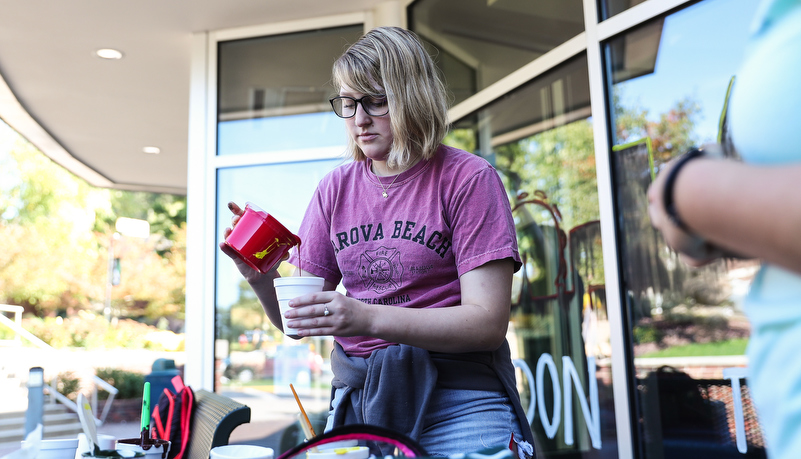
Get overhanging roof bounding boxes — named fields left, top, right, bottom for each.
left=0, top=1, right=384, bottom=195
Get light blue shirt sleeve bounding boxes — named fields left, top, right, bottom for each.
left=728, top=0, right=801, bottom=165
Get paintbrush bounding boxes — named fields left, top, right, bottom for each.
left=290, top=384, right=319, bottom=451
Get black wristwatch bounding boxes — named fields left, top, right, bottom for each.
left=662, top=147, right=705, bottom=233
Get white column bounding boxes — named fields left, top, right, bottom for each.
left=582, top=0, right=634, bottom=456
left=372, top=1, right=404, bottom=28
left=184, top=31, right=215, bottom=390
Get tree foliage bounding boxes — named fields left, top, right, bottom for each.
left=0, top=126, right=186, bottom=325
left=0, top=141, right=107, bottom=312
left=613, top=89, right=702, bottom=165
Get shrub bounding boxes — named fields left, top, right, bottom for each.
left=0, top=327, right=15, bottom=341
left=20, top=313, right=184, bottom=350
left=634, top=325, right=662, bottom=344
left=96, top=368, right=146, bottom=400
left=56, top=371, right=82, bottom=401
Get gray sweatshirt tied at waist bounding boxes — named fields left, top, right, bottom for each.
left=329, top=340, right=536, bottom=451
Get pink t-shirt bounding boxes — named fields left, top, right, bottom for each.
left=287, top=145, right=521, bottom=357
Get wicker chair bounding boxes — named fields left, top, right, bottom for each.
left=185, top=389, right=251, bottom=459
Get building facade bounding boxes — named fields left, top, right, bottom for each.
left=183, top=1, right=765, bottom=458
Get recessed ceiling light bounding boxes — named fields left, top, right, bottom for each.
left=96, top=48, right=123, bottom=60
left=142, top=146, right=161, bottom=154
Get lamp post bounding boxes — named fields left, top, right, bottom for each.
left=25, top=367, right=44, bottom=436
left=104, top=217, right=150, bottom=321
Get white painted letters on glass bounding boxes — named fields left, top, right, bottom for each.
left=562, top=356, right=601, bottom=448
left=518, top=355, right=751, bottom=454
left=723, top=367, right=749, bottom=454
left=535, top=353, right=562, bottom=439
left=520, top=353, right=600, bottom=448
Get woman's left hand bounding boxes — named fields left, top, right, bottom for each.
left=283, top=291, right=370, bottom=337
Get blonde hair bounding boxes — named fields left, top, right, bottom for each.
left=332, top=27, right=449, bottom=169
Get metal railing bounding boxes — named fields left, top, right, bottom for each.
left=43, top=375, right=119, bottom=425
left=0, top=305, right=41, bottom=348
left=0, top=304, right=118, bottom=424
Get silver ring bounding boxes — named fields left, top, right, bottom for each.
left=324, top=306, right=330, bottom=316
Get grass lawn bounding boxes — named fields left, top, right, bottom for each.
left=639, top=338, right=749, bottom=358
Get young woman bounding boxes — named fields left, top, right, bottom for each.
left=221, top=26, right=535, bottom=457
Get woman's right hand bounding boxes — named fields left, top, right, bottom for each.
left=218, top=201, right=285, bottom=282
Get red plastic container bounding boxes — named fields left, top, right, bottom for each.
left=224, top=203, right=301, bottom=273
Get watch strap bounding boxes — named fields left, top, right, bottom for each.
left=662, top=147, right=705, bottom=233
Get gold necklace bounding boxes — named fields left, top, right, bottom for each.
left=377, top=173, right=400, bottom=198
left=373, top=158, right=421, bottom=198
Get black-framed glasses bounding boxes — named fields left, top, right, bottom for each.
left=329, top=95, right=389, bottom=118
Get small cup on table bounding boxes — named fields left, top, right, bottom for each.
left=209, top=445, right=274, bottom=459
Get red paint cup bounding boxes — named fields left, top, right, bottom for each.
left=224, top=202, right=301, bottom=273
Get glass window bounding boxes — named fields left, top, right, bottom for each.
left=600, top=0, right=648, bottom=21
left=215, top=159, right=345, bottom=401
left=214, top=25, right=360, bottom=422
left=217, top=25, right=363, bottom=155
left=408, top=0, right=584, bottom=106
left=449, top=54, right=617, bottom=458
left=606, top=0, right=766, bottom=457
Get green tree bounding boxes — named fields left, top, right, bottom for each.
left=613, top=88, right=702, bottom=164
left=0, top=125, right=186, bottom=322
left=109, top=224, right=187, bottom=322
left=0, top=140, right=108, bottom=314
left=495, top=119, right=600, bottom=231
left=104, top=190, right=186, bottom=255
left=226, top=280, right=281, bottom=345
left=647, top=97, right=701, bottom=164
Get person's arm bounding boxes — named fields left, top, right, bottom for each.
left=219, top=242, right=282, bottom=328
left=219, top=201, right=338, bottom=332
left=648, top=158, right=801, bottom=274
left=283, top=258, right=514, bottom=353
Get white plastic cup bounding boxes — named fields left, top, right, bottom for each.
left=209, top=445, right=274, bottom=459
left=115, top=440, right=170, bottom=459
left=22, top=438, right=79, bottom=459
left=76, top=434, right=116, bottom=459
left=273, top=277, right=325, bottom=338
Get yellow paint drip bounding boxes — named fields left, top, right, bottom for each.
left=253, top=238, right=292, bottom=259
left=329, top=448, right=362, bottom=455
